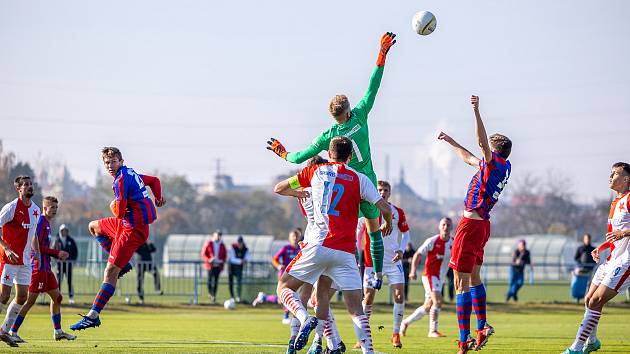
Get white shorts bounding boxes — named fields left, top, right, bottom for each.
left=422, top=275, right=444, bottom=298
left=595, top=259, right=630, bottom=293
left=363, top=262, right=405, bottom=289
left=0, top=263, right=32, bottom=286
left=287, top=244, right=362, bottom=291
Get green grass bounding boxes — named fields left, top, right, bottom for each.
left=5, top=300, right=630, bottom=353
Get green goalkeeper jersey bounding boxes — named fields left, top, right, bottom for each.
left=286, top=65, right=384, bottom=176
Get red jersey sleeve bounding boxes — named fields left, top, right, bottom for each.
left=395, top=207, right=410, bottom=233
left=141, top=175, right=162, bottom=200
left=296, top=165, right=316, bottom=188
left=111, top=175, right=127, bottom=219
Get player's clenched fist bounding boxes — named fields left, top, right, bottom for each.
left=266, top=138, right=288, bottom=160
left=376, top=32, right=396, bottom=67
left=437, top=131, right=454, bottom=144
left=471, top=95, right=480, bottom=110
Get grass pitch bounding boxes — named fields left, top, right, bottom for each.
left=4, top=300, right=630, bottom=353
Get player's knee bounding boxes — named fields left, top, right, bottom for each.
left=88, top=221, right=100, bottom=236
left=16, top=294, right=28, bottom=304
left=55, top=293, right=63, bottom=305
left=0, top=293, right=9, bottom=304
left=394, top=293, right=404, bottom=304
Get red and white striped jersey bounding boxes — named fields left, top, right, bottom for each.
left=293, top=162, right=381, bottom=254
left=0, top=198, right=40, bottom=265
left=608, top=191, right=630, bottom=263
left=419, top=234, right=453, bottom=277
left=362, top=203, right=410, bottom=267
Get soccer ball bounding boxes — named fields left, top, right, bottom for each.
left=412, top=11, right=437, bottom=36
left=223, top=298, right=236, bottom=310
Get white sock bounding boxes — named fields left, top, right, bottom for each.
left=290, top=316, right=300, bottom=338
left=569, top=309, right=602, bottom=351
left=279, top=288, right=309, bottom=324
left=87, top=309, right=99, bottom=319
left=393, top=302, right=405, bottom=334
left=325, top=308, right=340, bottom=350
left=351, top=314, right=374, bottom=354
left=55, top=328, right=63, bottom=334
left=429, top=306, right=440, bottom=333
left=404, top=306, right=426, bottom=324
left=313, top=320, right=324, bottom=345
left=1, top=301, right=22, bottom=333
left=363, top=302, right=373, bottom=320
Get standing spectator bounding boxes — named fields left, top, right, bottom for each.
left=401, top=241, right=415, bottom=301
left=228, top=236, right=250, bottom=302
left=506, top=239, right=532, bottom=302
left=135, top=241, right=162, bottom=305
left=201, top=230, right=226, bottom=304
left=51, top=224, right=78, bottom=305
left=574, top=233, right=596, bottom=274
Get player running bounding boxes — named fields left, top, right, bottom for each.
left=70, top=147, right=165, bottom=331
left=401, top=217, right=453, bottom=338
left=274, top=137, right=392, bottom=354
left=7, top=196, right=76, bottom=342
left=562, top=162, right=630, bottom=354
left=267, top=32, right=397, bottom=287
left=0, top=176, right=41, bottom=347
left=354, top=180, right=410, bottom=349
left=438, top=95, right=512, bottom=353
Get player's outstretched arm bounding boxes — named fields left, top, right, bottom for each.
left=267, top=136, right=326, bottom=164
left=437, top=131, right=480, bottom=167
left=354, top=32, right=396, bottom=120
left=471, top=95, right=493, bottom=162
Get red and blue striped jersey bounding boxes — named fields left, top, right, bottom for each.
left=464, top=152, right=511, bottom=220
left=113, top=166, right=157, bottom=227
left=32, top=215, right=60, bottom=272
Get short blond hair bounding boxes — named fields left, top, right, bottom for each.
left=489, top=134, right=512, bottom=159
left=329, top=95, right=350, bottom=117
left=101, top=147, right=123, bottom=161
left=43, top=196, right=59, bottom=206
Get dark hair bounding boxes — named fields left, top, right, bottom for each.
left=489, top=134, right=512, bottom=159
left=329, top=136, right=353, bottom=162
left=14, top=175, right=31, bottom=188
left=613, top=162, right=630, bottom=176
left=307, top=155, right=328, bottom=167
left=378, top=180, right=391, bottom=190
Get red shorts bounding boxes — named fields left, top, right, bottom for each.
left=98, top=217, right=149, bottom=268
left=29, top=271, right=58, bottom=293
left=449, top=216, right=491, bottom=273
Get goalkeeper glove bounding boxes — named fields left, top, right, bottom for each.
left=367, top=274, right=383, bottom=290
left=266, top=138, right=288, bottom=159
left=376, top=32, right=396, bottom=67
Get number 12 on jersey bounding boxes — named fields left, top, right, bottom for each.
left=321, top=181, right=345, bottom=217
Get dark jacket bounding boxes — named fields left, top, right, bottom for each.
left=136, top=243, right=157, bottom=262
left=52, top=234, right=78, bottom=261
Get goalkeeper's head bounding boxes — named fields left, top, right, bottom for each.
left=328, top=136, right=353, bottom=163
left=329, top=95, right=351, bottom=124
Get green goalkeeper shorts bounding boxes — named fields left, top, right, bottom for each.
left=358, top=170, right=381, bottom=219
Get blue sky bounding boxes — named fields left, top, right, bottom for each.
left=0, top=0, right=628, bottom=202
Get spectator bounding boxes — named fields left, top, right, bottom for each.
left=51, top=224, right=78, bottom=304
left=506, top=239, right=533, bottom=302
left=401, top=241, right=415, bottom=301
left=135, top=240, right=162, bottom=305
left=201, top=230, right=227, bottom=304
left=228, top=236, right=251, bottom=302
left=574, top=233, right=596, bottom=274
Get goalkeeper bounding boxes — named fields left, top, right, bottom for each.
left=267, top=32, right=396, bottom=285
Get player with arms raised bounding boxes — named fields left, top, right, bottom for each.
left=267, top=32, right=396, bottom=286
left=274, top=137, right=392, bottom=354
left=438, top=95, right=512, bottom=353
left=562, top=162, right=630, bottom=354
left=7, top=196, right=75, bottom=342
left=71, top=147, right=165, bottom=331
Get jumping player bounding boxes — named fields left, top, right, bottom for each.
left=355, top=180, right=410, bottom=349
left=267, top=32, right=397, bottom=286
left=274, top=137, right=392, bottom=354
left=0, top=176, right=41, bottom=347
left=7, top=196, right=76, bottom=342
left=562, top=162, right=630, bottom=354
left=70, top=147, right=165, bottom=331
left=438, top=95, right=512, bottom=353
left=401, top=217, right=453, bottom=338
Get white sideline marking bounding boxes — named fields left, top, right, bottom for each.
left=206, top=340, right=285, bottom=348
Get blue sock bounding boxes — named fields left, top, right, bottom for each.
left=471, top=284, right=487, bottom=331
left=456, top=292, right=472, bottom=342
left=95, top=235, right=112, bottom=253
left=91, top=283, right=116, bottom=314
left=52, top=313, right=62, bottom=330
left=10, top=315, right=24, bottom=333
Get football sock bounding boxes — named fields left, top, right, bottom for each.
left=325, top=307, right=341, bottom=350
left=570, top=308, right=601, bottom=351
left=404, top=306, right=426, bottom=324
left=429, top=305, right=440, bottom=332
left=9, top=314, right=24, bottom=334
left=89, top=282, right=115, bottom=318
left=363, top=302, right=373, bottom=320
left=279, top=288, right=309, bottom=324
left=393, top=302, right=404, bottom=334
left=471, top=284, right=487, bottom=330
left=290, top=316, right=300, bottom=338
left=456, top=292, right=472, bottom=342
left=351, top=314, right=374, bottom=354
left=368, top=231, right=384, bottom=273
left=95, top=235, right=112, bottom=253
left=314, top=320, right=324, bottom=345
left=52, top=313, right=62, bottom=332
left=1, top=301, right=22, bottom=333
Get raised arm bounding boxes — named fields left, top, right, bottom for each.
left=267, top=133, right=327, bottom=164
left=438, top=131, right=481, bottom=167
left=471, top=95, right=493, bottom=162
